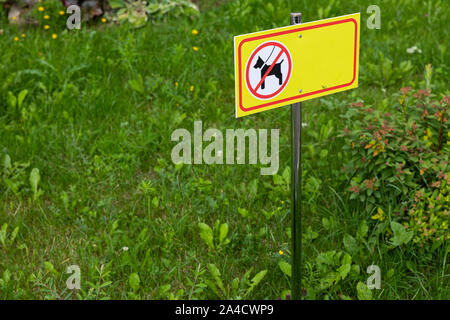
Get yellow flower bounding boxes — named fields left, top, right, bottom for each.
left=190, top=85, right=194, bottom=92
left=38, top=6, right=44, bottom=12
left=52, top=33, right=58, bottom=39
left=59, top=11, right=65, bottom=15
left=193, top=46, right=199, bottom=51
left=191, top=29, right=198, bottom=35
left=14, top=36, right=19, bottom=41
left=21, top=33, right=26, bottom=38
left=175, top=82, right=179, bottom=87
left=44, top=15, right=50, bottom=19
left=371, top=207, right=384, bottom=221
left=44, top=25, right=50, bottom=30
left=101, top=18, right=107, bottom=23
left=279, top=250, right=284, bottom=255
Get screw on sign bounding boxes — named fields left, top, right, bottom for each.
left=245, top=41, right=292, bottom=100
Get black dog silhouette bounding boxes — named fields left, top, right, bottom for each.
left=253, top=56, right=284, bottom=90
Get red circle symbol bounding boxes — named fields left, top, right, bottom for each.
left=245, top=41, right=292, bottom=100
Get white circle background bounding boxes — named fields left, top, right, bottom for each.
left=245, top=41, right=292, bottom=100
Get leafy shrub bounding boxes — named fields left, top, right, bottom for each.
left=1, top=0, right=198, bottom=27
left=406, top=177, right=449, bottom=244
left=341, top=71, right=449, bottom=246
left=110, top=0, right=199, bottom=28
left=1, top=154, right=30, bottom=196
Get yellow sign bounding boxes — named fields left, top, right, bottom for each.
left=234, top=13, right=360, bottom=118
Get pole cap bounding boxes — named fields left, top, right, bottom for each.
left=290, top=12, right=302, bottom=25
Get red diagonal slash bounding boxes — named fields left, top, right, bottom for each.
left=253, top=49, right=284, bottom=92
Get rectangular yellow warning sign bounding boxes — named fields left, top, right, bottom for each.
left=234, top=13, right=360, bottom=118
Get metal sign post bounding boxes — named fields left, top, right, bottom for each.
left=290, top=12, right=302, bottom=300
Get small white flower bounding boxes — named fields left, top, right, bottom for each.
left=406, top=46, right=422, bottom=54
left=301, top=122, right=308, bottom=127
left=122, top=246, right=129, bottom=251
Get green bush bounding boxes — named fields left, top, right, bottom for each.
left=341, top=68, right=449, bottom=246
left=407, top=176, right=449, bottom=244
left=1, top=0, right=198, bottom=27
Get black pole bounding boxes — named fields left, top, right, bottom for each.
left=290, top=12, right=302, bottom=300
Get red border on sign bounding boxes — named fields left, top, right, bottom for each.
left=238, top=18, right=358, bottom=112
left=245, top=41, right=292, bottom=99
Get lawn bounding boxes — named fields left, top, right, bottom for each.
left=0, top=0, right=448, bottom=299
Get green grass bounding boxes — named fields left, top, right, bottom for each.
left=0, top=0, right=449, bottom=299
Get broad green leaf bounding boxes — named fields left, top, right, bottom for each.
left=44, top=261, right=55, bottom=273
left=17, top=89, right=28, bottom=108
left=356, top=221, right=368, bottom=239
left=390, top=221, right=414, bottom=246
left=7, top=91, right=16, bottom=109
left=319, top=272, right=339, bottom=290
left=356, top=281, right=372, bottom=300
left=207, top=263, right=220, bottom=278
left=343, top=234, right=358, bottom=254
left=250, top=270, right=267, bottom=286
left=282, top=166, right=290, bottom=184
left=30, top=168, right=40, bottom=197
left=0, top=224, right=7, bottom=246
left=129, top=273, right=140, bottom=291
left=248, top=179, right=258, bottom=198
left=152, top=196, right=159, bottom=208
left=10, top=227, right=19, bottom=244
left=351, top=264, right=360, bottom=276
left=244, top=270, right=267, bottom=298
left=316, top=250, right=336, bottom=266
left=2, top=270, right=11, bottom=284
left=219, top=223, right=228, bottom=244
left=341, top=253, right=352, bottom=266
left=278, top=260, right=292, bottom=277
left=322, top=217, right=331, bottom=230
left=3, top=154, right=12, bottom=173
left=128, top=74, right=144, bottom=93
left=273, top=174, right=284, bottom=185
left=204, top=279, right=221, bottom=298
left=338, top=263, right=351, bottom=280
left=207, top=263, right=225, bottom=295
left=237, top=208, right=248, bottom=218
left=198, top=222, right=214, bottom=249
left=109, top=0, right=125, bottom=9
